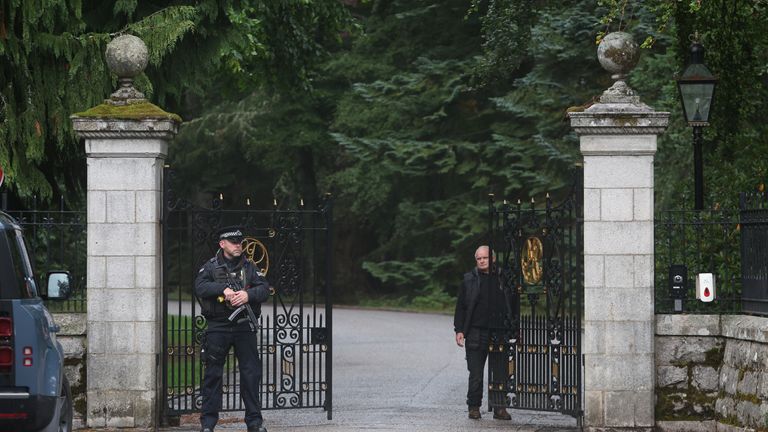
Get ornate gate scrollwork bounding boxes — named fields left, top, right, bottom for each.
left=162, top=168, right=333, bottom=421
left=488, top=179, right=583, bottom=419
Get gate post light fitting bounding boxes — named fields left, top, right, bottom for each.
left=677, top=35, right=717, bottom=210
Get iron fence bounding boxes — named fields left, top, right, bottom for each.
left=739, top=191, right=768, bottom=316
left=2, top=196, right=87, bottom=312
left=654, top=209, right=741, bottom=314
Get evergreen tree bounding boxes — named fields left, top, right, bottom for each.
left=0, top=0, right=349, bottom=202
left=593, top=0, right=768, bottom=209
left=171, top=0, right=768, bottom=304
left=667, top=0, right=768, bottom=208
left=326, top=0, right=591, bottom=305
left=171, top=0, right=592, bottom=304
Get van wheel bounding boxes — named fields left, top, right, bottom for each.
left=59, top=376, right=73, bottom=432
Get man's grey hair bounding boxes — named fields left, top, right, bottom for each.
left=474, top=245, right=489, bottom=259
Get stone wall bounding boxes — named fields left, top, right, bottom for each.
left=656, top=314, right=768, bottom=431
left=55, top=313, right=87, bottom=428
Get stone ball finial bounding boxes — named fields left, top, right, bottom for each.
left=105, top=34, right=148, bottom=78
left=104, top=34, right=148, bottom=105
left=597, top=32, right=639, bottom=80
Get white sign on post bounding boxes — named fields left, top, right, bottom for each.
left=696, top=273, right=716, bottom=302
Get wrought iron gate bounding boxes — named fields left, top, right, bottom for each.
left=162, top=176, right=333, bottom=421
left=487, top=183, right=583, bottom=418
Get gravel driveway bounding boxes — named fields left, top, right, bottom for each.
left=157, top=307, right=579, bottom=432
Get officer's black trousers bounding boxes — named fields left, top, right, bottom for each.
left=200, top=329, right=262, bottom=429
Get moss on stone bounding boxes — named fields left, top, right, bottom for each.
left=717, top=414, right=740, bottom=427
left=735, top=391, right=761, bottom=404
left=689, top=391, right=717, bottom=406
left=656, top=385, right=717, bottom=421
left=70, top=361, right=87, bottom=417
left=656, top=387, right=684, bottom=420
left=702, top=345, right=724, bottom=368
left=73, top=101, right=182, bottom=122
left=613, top=115, right=640, bottom=127
left=74, top=397, right=87, bottom=418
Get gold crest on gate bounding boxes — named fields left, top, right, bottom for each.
left=521, top=236, right=543, bottom=284
left=243, top=237, right=269, bottom=276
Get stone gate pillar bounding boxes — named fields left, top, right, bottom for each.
left=569, top=32, right=669, bottom=431
left=71, top=35, right=180, bottom=428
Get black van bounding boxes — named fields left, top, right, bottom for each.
left=0, top=211, right=73, bottom=432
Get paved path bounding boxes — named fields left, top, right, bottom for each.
left=162, top=308, right=579, bottom=432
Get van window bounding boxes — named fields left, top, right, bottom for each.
left=14, top=231, right=35, bottom=279
left=7, top=230, right=36, bottom=298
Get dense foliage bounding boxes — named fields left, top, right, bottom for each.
left=0, top=0, right=349, bottom=201
left=595, top=0, right=768, bottom=209
left=171, top=0, right=603, bottom=305
left=666, top=1, right=768, bottom=208
left=4, top=1, right=767, bottom=306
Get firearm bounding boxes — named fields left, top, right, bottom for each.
left=220, top=268, right=259, bottom=332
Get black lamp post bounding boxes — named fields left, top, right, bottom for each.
left=677, top=38, right=717, bottom=210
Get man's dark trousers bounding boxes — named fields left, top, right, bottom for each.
left=200, top=329, right=263, bottom=429
left=466, top=326, right=507, bottom=409
left=465, top=327, right=489, bottom=407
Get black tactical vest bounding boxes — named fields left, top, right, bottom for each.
left=200, top=263, right=244, bottom=321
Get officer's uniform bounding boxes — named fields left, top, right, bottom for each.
left=195, top=227, right=270, bottom=432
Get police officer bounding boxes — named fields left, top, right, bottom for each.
left=195, top=226, right=270, bottom=432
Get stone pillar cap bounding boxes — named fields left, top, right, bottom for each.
left=71, top=115, right=179, bottom=140
left=569, top=110, right=669, bottom=135
left=71, top=34, right=181, bottom=136
left=568, top=31, right=670, bottom=135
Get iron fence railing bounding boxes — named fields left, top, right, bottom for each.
left=654, top=209, right=741, bottom=314
left=3, top=197, right=86, bottom=313
left=739, top=191, right=768, bottom=316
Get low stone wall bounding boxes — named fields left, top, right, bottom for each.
left=656, top=314, right=768, bottom=431
left=55, top=313, right=87, bottom=428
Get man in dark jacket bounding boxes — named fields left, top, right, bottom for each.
left=453, top=245, right=511, bottom=421
left=195, top=226, right=271, bottom=432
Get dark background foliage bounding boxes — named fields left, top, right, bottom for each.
left=2, top=0, right=767, bottom=307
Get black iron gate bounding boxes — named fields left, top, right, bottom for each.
left=487, top=183, right=583, bottom=418
left=739, top=191, right=768, bottom=316
left=162, top=178, right=333, bottom=420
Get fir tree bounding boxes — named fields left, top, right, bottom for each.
left=171, top=0, right=586, bottom=304
left=0, top=0, right=349, bottom=202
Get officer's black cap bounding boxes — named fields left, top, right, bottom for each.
left=217, top=226, right=244, bottom=243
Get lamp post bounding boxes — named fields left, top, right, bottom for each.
left=677, top=38, right=717, bottom=210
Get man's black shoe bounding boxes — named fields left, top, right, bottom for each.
left=247, top=426, right=267, bottom=432
left=493, top=407, right=512, bottom=420
left=468, top=406, right=481, bottom=419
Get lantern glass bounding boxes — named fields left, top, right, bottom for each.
left=679, top=82, right=715, bottom=124
left=677, top=63, right=716, bottom=125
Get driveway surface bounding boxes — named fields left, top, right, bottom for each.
left=95, top=308, right=580, bottom=431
